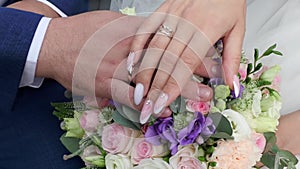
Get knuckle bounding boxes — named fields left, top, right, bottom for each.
left=159, top=54, right=178, bottom=72
left=180, top=52, right=199, bottom=71
left=165, top=78, right=181, bottom=92
left=149, top=36, right=168, bottom=49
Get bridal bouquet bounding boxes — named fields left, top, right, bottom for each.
left=52, top=44, right=298, bottom=169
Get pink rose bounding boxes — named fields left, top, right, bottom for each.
left=186, top=100, right=210, bottom=114
left=102, top=123, right=141, bottom=154
left=170, top=144, right=206, bottom=169
left=252, top=132, right=266, bottom=153
left=131, top=137, right=168, bottom=165
left=80, top=110, right=100, bottom=132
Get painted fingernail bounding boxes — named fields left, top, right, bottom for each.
left=198, top=86, right=211, bottom=99
left=154, top=93, right=168, bottom=115
left=134, top=83, right=144, bottom=105
left=127, top=52, right=135, bottom=75
left=140, top=99, right=153, bottom=124
left=233, top=75, right=240, bottom=97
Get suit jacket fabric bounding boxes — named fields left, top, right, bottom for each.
left=0, top=1, right=88, bottom=168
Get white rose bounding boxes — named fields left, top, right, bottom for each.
left=222, top=109, right=252, bottom=141
left=170, top=144, right=206, bottom=169
left=133, top=158, right=172, bottom=169
left=105, top=154, right=133, bottom=169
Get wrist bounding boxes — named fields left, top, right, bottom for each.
left=36, top=17, right=68, bottom=80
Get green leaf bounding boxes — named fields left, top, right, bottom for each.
left=254, top=48, right=259, bottom=61
left=60, top=133, right=80, bottom=153
left=245, top=77, right=252, bottom=84
left=263, top=132, right=277, bottom=152
left=262, top=44, right=277, bottom=57
left=261, top=151, right=279, bottom=169
left=273, top=50, right=283, bottom=56
left=275, top=150, right=298, bottom=168
left=247, top=63, right=253, bottom=74
left=210, top=132, right=233, bottom=139
left=52, top=101, right=87, bottom=120
left=254, top=63, right=263, bottom=72
left=169, top=96, right=187, bottom=114
left=208, top=112, right=233, bottom=136
left=112, top=108, right=141, bottom=130
left=256, top=80, right=272, bottom=87
left=53, top=110, right=74, bottom=120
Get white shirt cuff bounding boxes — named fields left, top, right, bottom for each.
left=37, top=0, right=68, bottom=17
left=19, top=17, right=51, bottom=88
left=19, top=1, right=68, bottom=88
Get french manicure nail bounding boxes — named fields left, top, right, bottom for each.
left=134, top=83, right=144, bottom=105
left=127, top=52, right=135, bottom=75
left=233, top=75, right=240, bottom=97
left=154, top=93, right=168, bottom=115
left=140, top=100, right=153, bottom=124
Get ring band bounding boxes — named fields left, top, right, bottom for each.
left=157, top=24, right=174, bottom=38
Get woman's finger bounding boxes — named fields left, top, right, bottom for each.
left=181, top=80, right=213, bottom=102
left=132, top=17, right=178, bottom=106
left=222, top=19, right=245, bottom=89
left=135, top=18, right=195, bottom=106
left=127, top=1, right=172, bottom=75
left=153, top=31, right=211, bottom=115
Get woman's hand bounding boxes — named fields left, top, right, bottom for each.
left=36, top=11, right=211, bottom=112
left=276, top=110, right=300, bottom=155
left=129, top=0, right=246, bottom=123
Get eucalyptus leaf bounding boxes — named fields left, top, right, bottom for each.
left=276, top=150, right=298, bottom=167
left=208, top=112, right=232, bottom=136
left=264, top=132, right=277, bottom=152
left=169, top=96, right=187, bottom=114
left=210, top=132, right=233, bottom=139
left=261, top=151, right=278, bottom=169
left=60, top=133, right=80, bottom=153
left=112, top=109, right=141, bottom=130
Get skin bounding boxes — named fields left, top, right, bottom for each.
left=129, top=0, right=246, bottom=115
left=8, top=0, right=213, bottom=110
left=276, top=110, right=300, bottom=155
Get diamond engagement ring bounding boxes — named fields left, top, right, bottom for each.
left=157, top=24, right=174, bottom=38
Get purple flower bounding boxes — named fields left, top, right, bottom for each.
left=231, top=84, right=245, bottom=99
left=178, top=113, right=205, bottom=146
left=145, top=117, right=178, bottom=154
left=178, top=113, right=216, bottom=146
left=201, top=117, right=216, bottom=137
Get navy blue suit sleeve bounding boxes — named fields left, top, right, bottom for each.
left=48, top=0, right=88, bottom=15
left=0, top=7, right=43, bottom=111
